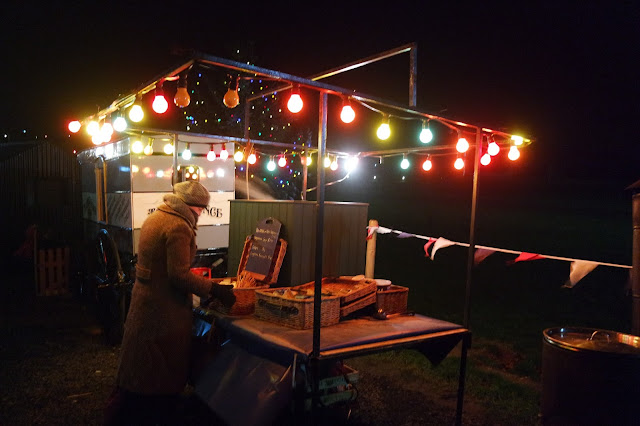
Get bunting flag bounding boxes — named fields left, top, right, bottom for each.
left=509, top=252, right=546, bottom=264
left=432, top=238, right=455, bottom=259
left=474, top=248, right=496, bottom=265
left=424, top=238, right=437, bottom=258
left=563, top=261, right=599, bottom=288
left=366, top=226, right=376, bottom=240
left=366, top=223, right=630, bottom=288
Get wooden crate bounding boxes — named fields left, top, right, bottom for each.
left=376, top=285, right=409, bottom=314
left=36, top=246, right=70, bottom=296
left=294, top=276, right=377, bottom=318
left=254, top=288, right=340, bottom=329
left=208, top=236, right=287, bottom=316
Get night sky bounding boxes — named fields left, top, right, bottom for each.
left=1, top=1, right=639, bottom=184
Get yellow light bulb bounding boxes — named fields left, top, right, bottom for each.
left=340, top=105, right=355, bottom=123
left=131, top=140, right=143, bottom=154
left=163, top=143, right=174, bottom=155
left=86, top=120, right=100, bottom=136
left=129, top=104, right=144, bottom=122
left=324, top=156, right=331, bottom=168
left=234, top=150, right=244, bottom=162
left=143, top=143, right=153, bottom=156
left=377, top=122, right=391, bottom=140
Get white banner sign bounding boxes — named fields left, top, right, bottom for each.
left=132, top=191, right=234, bottom=229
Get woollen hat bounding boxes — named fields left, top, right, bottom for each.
left=173, top=181, right=210, bottom=207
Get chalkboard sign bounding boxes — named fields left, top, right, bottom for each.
left=244, top=217, right=282, bottom=280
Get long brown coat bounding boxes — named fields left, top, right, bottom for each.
left=116, top=194, right=212, bottom=394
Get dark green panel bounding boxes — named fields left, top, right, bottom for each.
left=229, top=200, right=368, bottom=286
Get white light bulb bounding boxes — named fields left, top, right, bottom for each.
left=419, top=127, right=433, bottom=143
left=182, top=148, right=192, bottom=160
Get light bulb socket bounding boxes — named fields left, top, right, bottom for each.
left=178, top=73, right=188, bottom=88
left=228, top=75, right=239, bottom=90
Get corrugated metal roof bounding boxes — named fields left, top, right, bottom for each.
left=0, top=141, right=40, bottom=162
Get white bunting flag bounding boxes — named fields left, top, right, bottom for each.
left=563, top=260, right=599, bottom=288
left=432, top=238, right=455, bottom=259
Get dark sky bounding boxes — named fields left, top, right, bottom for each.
left=2, top=1, right=639, bottom=184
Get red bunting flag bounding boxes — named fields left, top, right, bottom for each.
left=509, top=252, right=545, bottom=264
left=423, top=238, right=437, bottom=258
left=366, top=226, right=376, bottom=240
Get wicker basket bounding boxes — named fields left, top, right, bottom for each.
left=376, top=285, right=409, bottom=314
left=207, top=236, right=288, bottom=316
left=254, top=288, right=340, bottom=329
left=294, top=276, right=377, bottom=318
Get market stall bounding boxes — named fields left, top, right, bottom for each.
left=70, top=43, right=532, bottom=425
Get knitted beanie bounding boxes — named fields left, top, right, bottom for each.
left=173, top=181, right=210, bottom=207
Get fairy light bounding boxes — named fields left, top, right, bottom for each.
left=68, top=120, right=81, bottom=133
left=163, top=142, right=174, bottom=155
left=248, top=152, right=257, bottom=164
left=323, top=156, right=331, bottom=168
left=129, top=97, right=144, bottom=122
left=234, top=150, right=244, bottom=162
left=488, top=136, right=500, bottom=156
left=131, top=139, right=144, bottom=154
left=219, top=144, right=229, bottom=160
left=278, top=155, right=287, bottom=168
left=345, top=156, right=359, bottom=172
left=113, top=115, right=127, bottom=132
left=456, top=136, right=469, bottom=153
left=340, top=98, right=355, bottom=123
left=481, top=152, right=491, bottom=166
left=86, top=120, right=100, bottom=136
left=511, top=135, right=524, bottom=146
left=419, top=120, right=433, bottom=143
left=376, top=116, right=391, bottom=140
left=152, top=82, right=169, bottom=114
left=207, top=144, right=216, bottom=161
left=454, top=156, right=465, bottom=170
left=400, top=155, right=410, bottom=170
left=267, top=156, right=276, bottom=171
left=330, top=157, right=339, bottom=171
left=422, top=155, right=433, bottom=171
left=287, top=86, right=303, bottom=113
left=182, top=143, right=192, bottom=160
left=508, top=145, right=520, bottom=161
left=143, top=139, right=153, bottom=156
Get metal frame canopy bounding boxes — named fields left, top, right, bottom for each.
left=76, top=44, right=533, bottom=425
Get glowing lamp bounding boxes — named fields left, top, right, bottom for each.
left=419, top=121, right=433, bottom=143
left=323, top=156, right=331, bottom=168
left=302, top=155, right=312, bottom=166
left=68, top=120, right=81, bottom=133
left=340, top=100, right=355, bottom=123
left=101, top=122, right=114, bottom=137
left=511, top=135, right=524, bottom=146
left=129, top=104, right=144, bottom=122
left=456, top=137, right=469, bottom=153
left=163, top=143, right=174, bottom=155
left=86, top=120, right=100, bottom=136
left=488, top=141, right=500, bottom=156
left=152, top=91, right=169, bottom=114
left=234, top=150, right=244, bottom=162
left=182, top=145, right=192, bottom=160
left=216, top=168, right=225, bottom=177
left=131, top=140, right=144, bottom=154
left=422, top=158, right=433, bottom=171
left=400, top=157, right=410, bottom=170
left=248, top=153, right=257, bottom=164
left=207, top=145, right=216, bottom=161
left=345, top=156, right=359, bottom=172
left=267, top=157, right=276, bottom=171
left=113, top=116, right=127, bottom=132
left=92, top=134, right=102, bottom=145
left=330, top=159, right=338, bottom=171
left=143, top=142, right=153, bottom=156
left=278, top=155, right=287, bottom=168
left=223, top=75, right=240, bottom=108
left=508, top=146, right=520, bottom=161
left=219, top=144, right=229, bottom=160
left=287, top=91, right=303, bottom=113
left=480, top=153, right=491, bottom=166
left=454, top=157, right=465, bottom=170
left=174, top=74, right=190, bottom=108
left=376, top=119, right=391, bottom=140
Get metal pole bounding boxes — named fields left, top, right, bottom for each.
left=463, top=128, right=482, bottom=329
left=311, top=92, right=327, bottom=414
left=409, top=45, right=417, bottom=107
left=313, top=92, right=327, bottom=357
left=632, top=191, right=640, bottom=334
